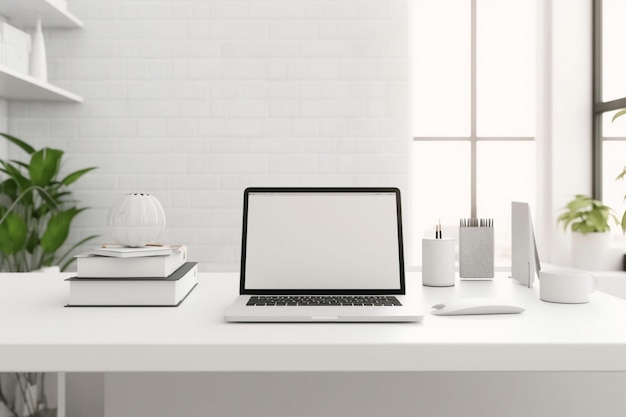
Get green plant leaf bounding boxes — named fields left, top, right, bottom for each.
left=29, top=148, right=63, bottom=187
left=612, top=109, right=626, bottom=122
left=0, top=133, right=36, bottom=154
left=0, top=134, right=98, bottom=270
left=0, top=211, right=28, bottom=255
left=557, top=194, right=618, bottom=234
left=52, top=191, right=72, bottom=203
left=34, top=186, right=61, bottom=209
left=566, top=195, right=592, bottom=211
left=1, top=162, right=33, bottom=207
left=0, top=160, right=26, bottom=184
left=588, top=209, right=609, bottom=232
left=557, top=212, right=574, bottom=231
left=61, top=167, right=97, bottom=186
left=25, top=229, right=39, bottom=254
left=10, top=160, right=29, bottom=170
left=40, top=207, right=86, bottom=254
left=0, top=179, right=19, bottom=201
left=58, top=234, right=100, bottom=271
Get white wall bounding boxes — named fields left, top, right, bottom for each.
left=545, top=0, right=593, bottom=265
left=1, top=7, right=9, bottom=176
left=0, top=99, right=7, bottom=155
left=7, top=0, right=410, bottom=272
left=0, top=101, right=7, bottom=168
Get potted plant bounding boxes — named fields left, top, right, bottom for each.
left=0, top=133, right=99, bottom=417
left=557, top=194, right=619, bottom=270
left=0, top=133, right=99, bottom=272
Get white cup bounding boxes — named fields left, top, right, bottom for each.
left=422, top=238, right=455, bottom=287
left=538, top=270, right=598, bottom=304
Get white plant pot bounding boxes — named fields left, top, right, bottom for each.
left=107, top=193, right=166, bottom=247
left=571, top=232, right=610, bottom=271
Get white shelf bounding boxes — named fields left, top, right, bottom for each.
left=0, top=64, right=82, bottom=102
left=1, top=0, right=82, bottom=28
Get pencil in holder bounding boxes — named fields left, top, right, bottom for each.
left=459, top=218, right=494, bottom=279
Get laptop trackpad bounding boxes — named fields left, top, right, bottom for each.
left=311, top=315, right=339, bottom=321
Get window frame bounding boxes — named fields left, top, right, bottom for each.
left=412, top=0, right=535, bottom=218
left=592, top=0, right=626, bottom=199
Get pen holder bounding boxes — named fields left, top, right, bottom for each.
left=422, top=238, right=455, bottom=287
left=459, top=227, right=494, bottom=279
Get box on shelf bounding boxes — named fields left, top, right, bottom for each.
left=0, top=22, right=31, bottom=75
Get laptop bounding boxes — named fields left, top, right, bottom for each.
left=224, top=187, right=423, bottom=322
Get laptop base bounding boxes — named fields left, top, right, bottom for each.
left=224, top=295, right=424, bottom=323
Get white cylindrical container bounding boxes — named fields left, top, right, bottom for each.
left=30, top=17, right=47, bottom=81
left=539, top=270, right=598, bottom=304
left=422, top=238, right=455, bottom=287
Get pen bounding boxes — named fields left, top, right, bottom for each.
left=460, top=218, right=494, bottom=228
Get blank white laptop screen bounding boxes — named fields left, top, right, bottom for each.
left=241, top=188, right=403, bottom=292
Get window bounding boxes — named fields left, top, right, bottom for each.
left=593, top=0, right=626, bottom=234
left=411, top=0, right=538, bottom=265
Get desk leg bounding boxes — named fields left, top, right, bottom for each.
left=56, top=373, right=65, bottom=417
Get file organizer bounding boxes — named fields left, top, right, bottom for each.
left=459, top=218, right=494, bottom=279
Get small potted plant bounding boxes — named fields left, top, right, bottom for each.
left=0, top=132, right=99, bottom=272
left=557, top=194, right=619, bottom=270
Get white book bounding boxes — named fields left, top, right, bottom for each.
left=67, top=262, right=198, bottom=306
left=76, top=246, right=187, bottom=278
left=87, top=245, right=175, bottom=258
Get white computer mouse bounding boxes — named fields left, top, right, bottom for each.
left=431, top=298, right=525, bottom=316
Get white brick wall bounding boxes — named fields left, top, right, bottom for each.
left=0, top=100, right=7, bottom=157
left=7, top=0, right=410, bottom=272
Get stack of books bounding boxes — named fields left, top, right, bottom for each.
left=67, top=245, right=198, bottom=307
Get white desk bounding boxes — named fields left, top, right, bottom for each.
left=1, top=272, right=626, bottom=372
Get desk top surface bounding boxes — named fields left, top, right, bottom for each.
left=1, top=272, right=626, bottom=372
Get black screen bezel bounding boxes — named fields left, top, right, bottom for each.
left=238, top=187, right=406, bottom=295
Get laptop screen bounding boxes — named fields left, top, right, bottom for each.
left=240, top=188, right=405, bottom=294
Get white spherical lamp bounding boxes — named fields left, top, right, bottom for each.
left=106, top=193, right=166, bottom=247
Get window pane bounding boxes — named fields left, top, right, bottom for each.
left=602, top=141, right=626, bottom=238
left=477, top=141, right=535, bottom=265
left=602, top=0, right=626, bottom=101
left=411, top=141, right=471, bottom=264
left=412, top=0, right=470, bottom=136
left=477, top=0, right=536, bottom=137
left=603, top=111, right=626, bottom=137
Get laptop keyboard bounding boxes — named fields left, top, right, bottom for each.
left=246, top=295, right=402, bottom=306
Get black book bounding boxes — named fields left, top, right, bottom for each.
left=66, top=262, right=198, bottom=307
